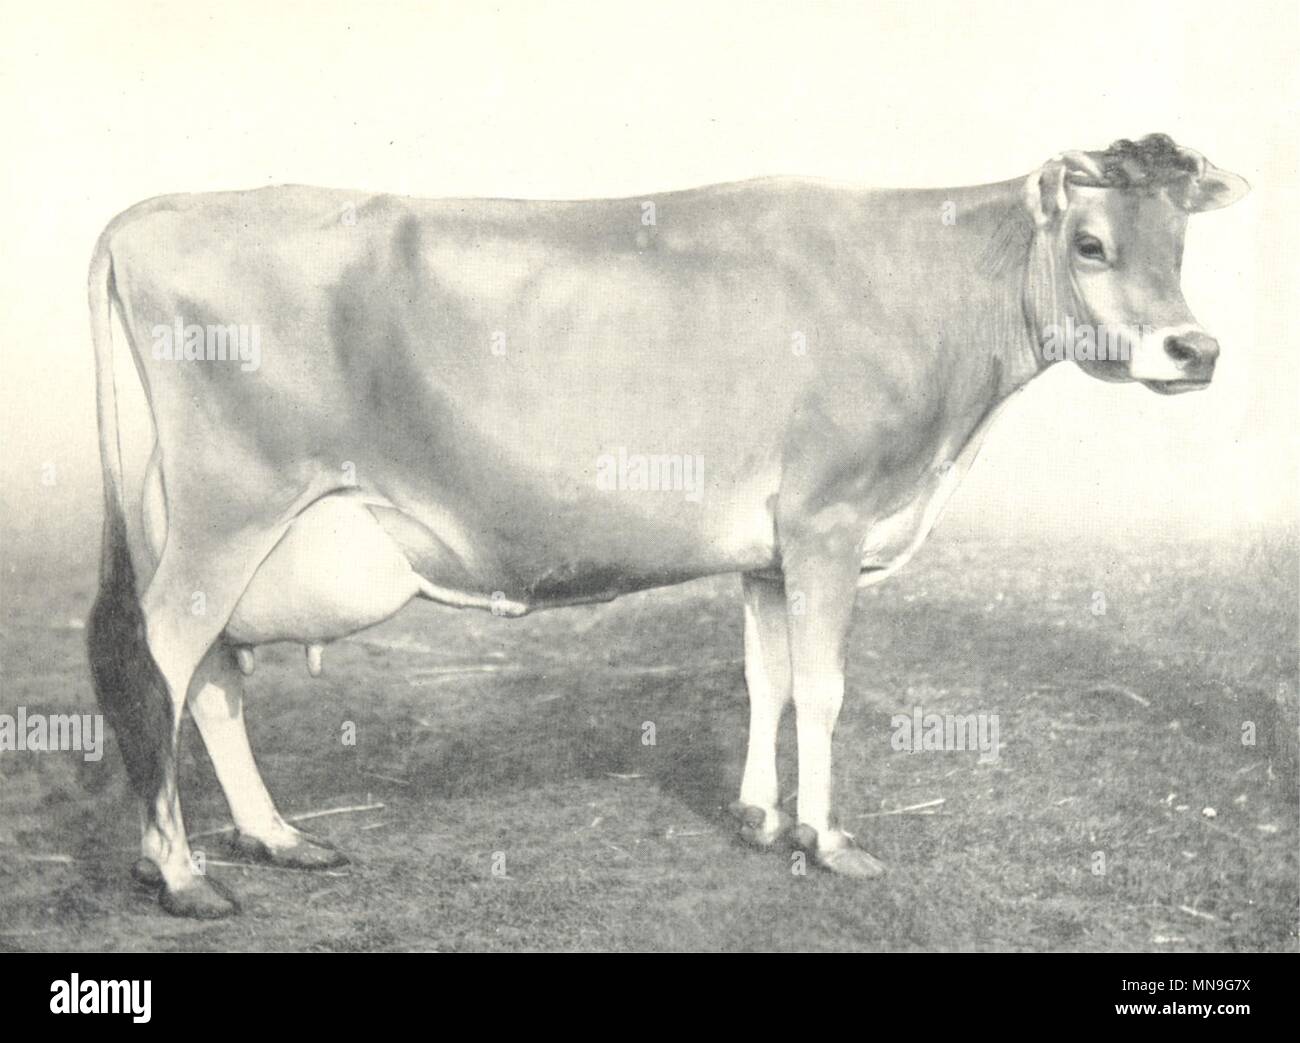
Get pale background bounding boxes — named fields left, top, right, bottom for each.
left=1, top=0, right=1296, bottom=556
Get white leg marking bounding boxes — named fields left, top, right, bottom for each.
left=187, top=646, right=297, bottom=846
left=738, top=573, right=791, bottom=817
left=792, top=671, right=845, bottom=842
left=781, top=550, right=885, bottom=878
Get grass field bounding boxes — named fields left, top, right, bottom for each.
left=1, top=527, right=1296, bottom=951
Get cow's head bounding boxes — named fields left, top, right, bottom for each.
left=1024, top=134, right=1248, bottom=393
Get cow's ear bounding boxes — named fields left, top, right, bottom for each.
left=1180, top=165, right=1250, bottom=212
left=1024, top=160, right=1069, bottom=227
left=1024, top=151, right=1105, bottom=227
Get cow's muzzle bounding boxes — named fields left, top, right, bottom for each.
left=1141, top=329, right=1219, bottom=393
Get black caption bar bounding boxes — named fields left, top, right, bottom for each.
left=0, top=953, right=1287, bottom=1028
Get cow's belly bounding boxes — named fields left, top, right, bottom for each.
left=367, top=494, right=777, bottom=614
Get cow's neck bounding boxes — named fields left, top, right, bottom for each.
left=888, top=178, right=1058, bottom=433
left=968, top=179, right=1063, bottom=393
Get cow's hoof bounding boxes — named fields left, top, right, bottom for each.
left=818, top=844, right=887, bottom=879
left=130, top=857, right=163, bottom=888
left=159, top=875, right=240, bottom=919
left=232, top=830, right=349, bottom=870
left=793, top=825, right=886, bottom=879
left=729, top=800, right=793, bottom=849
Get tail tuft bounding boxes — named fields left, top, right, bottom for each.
left=87, top=502, right=173, bottom=800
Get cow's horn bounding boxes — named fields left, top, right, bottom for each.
left=1056, top=150, right=1106, bottom=184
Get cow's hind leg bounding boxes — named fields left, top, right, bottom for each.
left=125, top=528, right=293, bottom=917
left=730, top=572, right=794, bottom=847
left=89, top=530, right=236, bottom=916
left=88, top=504, right=221, bottom=912
left=187, top=643, right=346, bottom=869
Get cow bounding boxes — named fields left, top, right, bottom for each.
left=86, top=134, right=1248, bottom=917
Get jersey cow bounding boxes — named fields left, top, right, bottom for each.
left=87, top=134, right=1248, bottom=917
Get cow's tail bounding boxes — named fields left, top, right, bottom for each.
left=85, top=235, right=173, bottom=803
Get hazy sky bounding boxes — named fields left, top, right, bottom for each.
left=1, top=0, right=1295, bottom=555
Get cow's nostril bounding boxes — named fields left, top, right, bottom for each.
left=1164, top=336, right=1199, bottom=365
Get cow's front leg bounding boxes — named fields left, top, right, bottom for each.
left=731, top=572, right=794, bottom=847
left=783, top=543, right=885, bottom=879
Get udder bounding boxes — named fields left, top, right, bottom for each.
left=225, top=493, right=424, bottom=646
left=140, top=453, right=425, bottom=658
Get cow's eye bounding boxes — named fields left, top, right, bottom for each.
left=1075, top=235, right=1107, bottom=262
